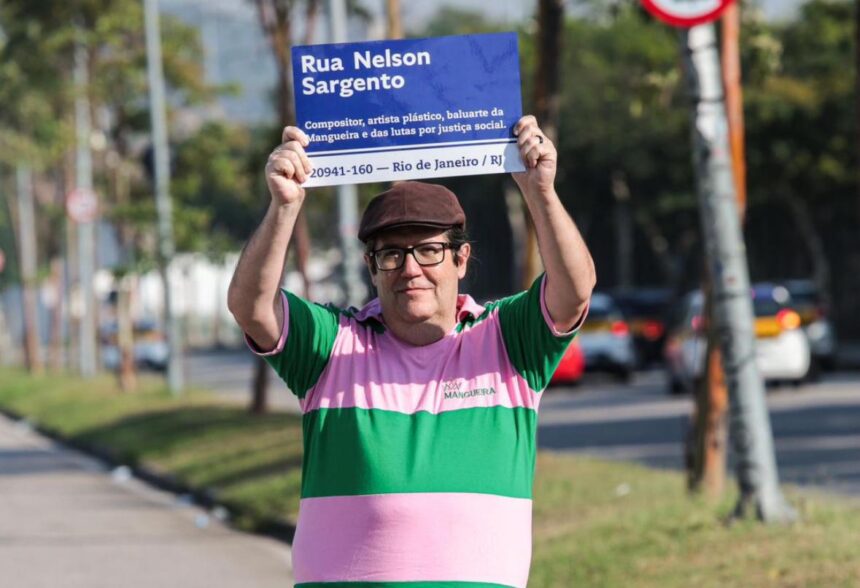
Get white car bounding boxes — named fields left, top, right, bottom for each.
left=578, top=293, right=637, bottom=381
left=664, top=285, right=811, bottom=394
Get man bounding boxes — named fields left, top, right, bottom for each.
left=228, top=115, right=595, bottom=588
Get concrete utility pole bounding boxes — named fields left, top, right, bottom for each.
left=15, top=165, right=43, bottom=374
left=682, top=23, right=796, bottom=523
left=329, top=0, right=363, bottom=307
left=691, top=2, right=746, bottom=499
left=144, top=0, right=184, bottom=394
left=74, top=38, right=98, bottom=378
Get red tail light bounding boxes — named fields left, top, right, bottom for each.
left=777, top=309, right=801, bottom=330
left=610, top=320, right=630, bottom=337
left=642, top=320, right=664, bottom=341
left=691, top=315, right=704, bottom=332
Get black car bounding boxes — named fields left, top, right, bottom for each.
left=612, top=288, right=672, bottom=368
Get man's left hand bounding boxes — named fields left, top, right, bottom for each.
left=512, top=115, right=557, bottom=197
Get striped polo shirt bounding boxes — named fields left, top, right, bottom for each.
left=252, top=275, right=579, bottom=588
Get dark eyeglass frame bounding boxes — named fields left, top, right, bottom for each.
left=368, top=242, right=459, bottom=271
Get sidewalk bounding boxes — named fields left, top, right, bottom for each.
left=0, top=413, right=294, bottom=588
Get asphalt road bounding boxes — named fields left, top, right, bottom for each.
left=539, top=370, right=860, bottom=496
left=185, top=350, right=860, bottom=496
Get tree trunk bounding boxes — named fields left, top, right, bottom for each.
left=15, top=164, right=42, bottom=374
left=523, top=0, right=564, bottom=289
left=386, top=0, right=402, bottom=39
left=633, top=208, right=678, bottom=284
left=117, top=276, right=137, bottom=392
left=611, top=171, right=633, bottom=289
left=49, top=257, right=64, bottom=372
left=252, top=0, right=312, bottom=415
left=784, top=193, right=831, bottom=310
left=856, top=0, right=860, bottom=224
left=304, top=0, right=321, bottom=44
left=687, top=272, right=728, bottom=499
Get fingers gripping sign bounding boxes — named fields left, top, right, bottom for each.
left=266, top=126, right=314, bottom=206
left=512, top=115, right=557, bottom=196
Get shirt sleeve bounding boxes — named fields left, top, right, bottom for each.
left=245, top=289, right=340, bottom=399
left=495, top=274, right=584, bottom=393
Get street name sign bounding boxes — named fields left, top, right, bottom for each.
left=641, top=0, right=735, bottom=27
left=291, top=32, right=525, bottom=187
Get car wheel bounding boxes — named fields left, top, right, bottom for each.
left=805, top=358, right=821, bottom=383
left=614, top=367, right=633, bottom=384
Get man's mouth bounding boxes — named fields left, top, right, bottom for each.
left=396, top=285, right=431, bottom=294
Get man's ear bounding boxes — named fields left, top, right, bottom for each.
left=456, top=243, right=471, bottom=279
left=364, top=254, right=378, bottom=288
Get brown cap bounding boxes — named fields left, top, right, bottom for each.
left=358, top=181, right=466, bottom=242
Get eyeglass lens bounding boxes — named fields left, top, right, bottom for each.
left=375, top=243, right=448, bottom=270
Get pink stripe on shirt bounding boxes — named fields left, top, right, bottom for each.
left=292, top=492, right=532, bottom=587
left=300, top=308, right=537, bottom=415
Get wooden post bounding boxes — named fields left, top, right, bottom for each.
left=524, top=0, right=564, bottom=289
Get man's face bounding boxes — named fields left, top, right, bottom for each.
left=366, top=227, right=470, bottom=327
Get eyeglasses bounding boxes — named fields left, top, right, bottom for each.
left=369, top=242, right=458, bottom=271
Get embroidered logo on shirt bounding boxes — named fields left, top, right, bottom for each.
left=441, top=380, right=496, bottom=400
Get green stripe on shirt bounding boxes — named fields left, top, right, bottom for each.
left=494, top=274, right=577, bottom=392
left=301, top=406, right=537, bottom=499
left=264, top=290, right=340, bottom=399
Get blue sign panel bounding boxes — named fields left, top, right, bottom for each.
left=291, top=32, right=524, bottom=186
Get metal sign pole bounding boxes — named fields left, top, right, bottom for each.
left=328, top=0, right=363, bottom=308
left=144, top=0, right=184, bottom=394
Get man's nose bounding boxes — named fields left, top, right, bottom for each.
left=399, top=251, right=423, bottom=276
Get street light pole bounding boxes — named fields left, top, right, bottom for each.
left=328, top=0, right=363, bottom=307
left=144, top=0, right=184, bottom=394
left=74, top=37, right=98, bottom=378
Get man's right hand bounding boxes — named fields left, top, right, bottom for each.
left=265, top=126, right=313, bottom=206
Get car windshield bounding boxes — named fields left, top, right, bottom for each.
left=680, top=291, right=786, bottom=320
left=617, top=298, right=667, bottom=317
left=785, top=291, right=817, bottom=309
left=753, top=298, right=783, bottom=317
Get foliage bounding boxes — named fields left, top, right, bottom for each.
left=0, top=0, right=218, bottom=281
left=171, top=121, right=263, bottom=257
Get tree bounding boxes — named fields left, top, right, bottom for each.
left=0, top=0, right=216, bottom=384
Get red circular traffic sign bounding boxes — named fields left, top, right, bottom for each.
left=66, top=188, right=99, bottom=224
left=641, top=0, right=735, bottom=27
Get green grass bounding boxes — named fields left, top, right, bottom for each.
left=1, top=367, right=859, bottom=587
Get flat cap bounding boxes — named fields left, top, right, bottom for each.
left=358, top=181, right=466, bottom=242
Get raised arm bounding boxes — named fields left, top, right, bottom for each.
left=227, top=126, right=312, bottom=350
left=512, top=115, right=596, bottom=332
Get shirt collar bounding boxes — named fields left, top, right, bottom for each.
left=352, top=294, right=485, bottom=324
